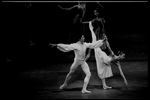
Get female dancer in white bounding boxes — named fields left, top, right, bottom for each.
left=83, top=20, right=125, bottom=89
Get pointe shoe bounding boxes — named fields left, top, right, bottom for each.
left=103, top=85, right=112, bottom=90
left=59, top=84, right=67, bottom=90
left=81, top=90, right=91, bottom=94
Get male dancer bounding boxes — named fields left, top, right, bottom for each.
left=50, top=35, right=107, bottom=93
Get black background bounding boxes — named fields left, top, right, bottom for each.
left=3, top=1, right=148, bottom=99
left=4, top=2, right=148, bottom=70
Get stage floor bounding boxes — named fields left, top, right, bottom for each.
left=5, top=61, right=148, bottom=99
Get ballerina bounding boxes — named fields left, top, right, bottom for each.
left=83, top=9, right=127, bottom=89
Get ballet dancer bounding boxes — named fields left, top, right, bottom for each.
left=58, top=2, right=86, bottom=23
left=85, top=8, right=128, bottom=87
left=83, top=20, right=125, bottom=89
left=58, top=2, right=86, bottom=42
left=49, top=35, right=107, bottom=93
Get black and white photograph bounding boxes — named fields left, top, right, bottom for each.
left=4, top=0, right=148, bottom=99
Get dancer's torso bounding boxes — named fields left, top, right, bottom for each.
left=74, top=43, right=87, bottom=61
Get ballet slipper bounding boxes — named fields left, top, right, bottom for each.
left=81, top=90, right=91, bottom=93
left=103, top=85, right=112, bottom=90
left=59, top=84, right=67, bottom=90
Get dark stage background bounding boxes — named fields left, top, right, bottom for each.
left=4, top=1, right=148, bottom=99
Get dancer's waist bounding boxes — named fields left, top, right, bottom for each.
left=74, top=57, right=85, bottom=61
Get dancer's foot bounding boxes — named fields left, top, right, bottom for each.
left=103, top=85, right=112, bottom=90
left=59, top=84, right=67, bottom=90
left=81, top=89, right=91, bottom=94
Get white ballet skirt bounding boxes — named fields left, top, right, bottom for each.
left=89, top=21, right=113, bottom=79
left=94, top=48, right=113, bottom=79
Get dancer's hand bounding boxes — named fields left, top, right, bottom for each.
left=103, top=35, right=107, bottom=41
left=58, top=5, right=63, bottom=9
left=118, top=51, right=125, bottom=59
left=85, top=54, right=90, bottom=61
left=49, top=43, right=57, bottom=47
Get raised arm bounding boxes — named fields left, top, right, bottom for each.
left=57, top=43, right=77, bottom=52
left=106, top=40, right=115, bottom=55
left=82, top=19, right=95, bottom=24
left=86, top=39, right=105, bottom=49
left=103, top=34, right=115, bottom=55
left=89, top=21, right=97, bottom=42
left=58, top=4, right=78, bottom=10
left=86, top=33, right=107, bottom=49
left=49, top=43, right=57, bottom=47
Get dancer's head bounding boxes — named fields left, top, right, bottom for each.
left=94, top=8, right=99, bottom=17
left=79, top=35, right=85, bottom=43
left=94, top=7, right=105, bottom=18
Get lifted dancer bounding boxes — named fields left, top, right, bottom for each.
left=58, top=2, right=86, bottom=23
left=49, top=35, right=107, bottom=93
left=58, top=2, right=86, bottom=42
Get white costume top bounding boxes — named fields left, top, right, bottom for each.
left=57, top=40, right=103, bottom=61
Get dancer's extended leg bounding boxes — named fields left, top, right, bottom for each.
left=81, top=62, right=91, bottom=93
left=60, top=60, right=79, bottom=89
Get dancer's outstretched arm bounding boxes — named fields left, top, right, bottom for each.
left=82, top=18, right=95, bottom=24
left=102, top=34, right=114, bottom=55
left=58, top=4, right=78, bottom=10
left=82, top=21, right=89, bottom=24
left=58, top=2, right=86, bottom=10
left=106, top=41, right=114, bottom=55
left=86, top=35, right=107, bottom=49
left=105, top=38, right=115, bottom=55
left=49, top=43, right=57, bottom=47
left=49, top=43, right=76, bottom=52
